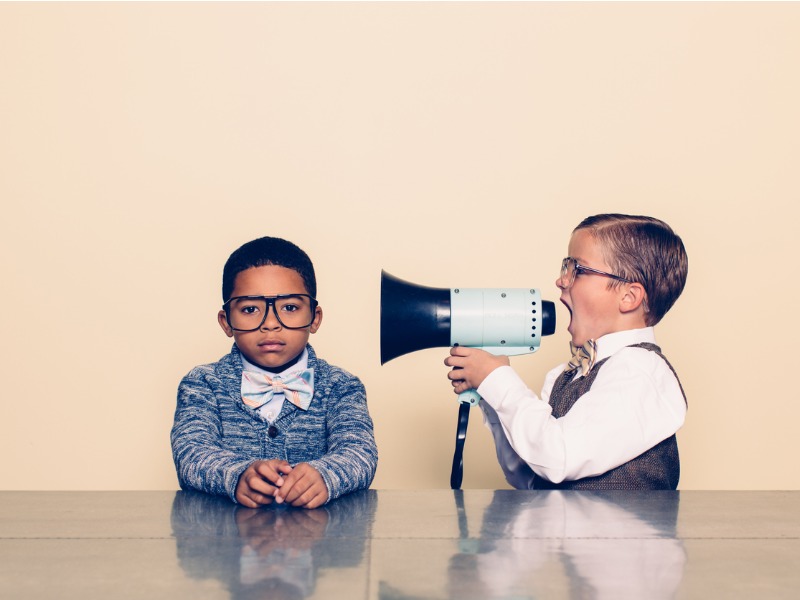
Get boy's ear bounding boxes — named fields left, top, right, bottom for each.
left=619, top=282, right=647, bottom=315
left=309, top=305, right=323, bottom=334
left=218, top=310, right=234, bottom=337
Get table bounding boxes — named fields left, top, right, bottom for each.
left=1, top=490, right=798, bottom=598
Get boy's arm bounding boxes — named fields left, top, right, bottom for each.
left=171, top=370, right=255, bottom=501
left=478, top=348, right=686, bottom=484
left=305, top=374, right=378, bottom=502
left=478, top=400, right=537, bottom=489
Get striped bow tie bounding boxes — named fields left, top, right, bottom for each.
left=241, top=369, right=315, bottom=411
left=565, top=340, right=598, bottom=377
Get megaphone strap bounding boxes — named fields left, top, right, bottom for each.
left=450, top=403, right=471, bottom=490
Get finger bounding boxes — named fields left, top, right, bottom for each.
left=444, top=355, right=467, bottom=368
left=293, top=487, right=328, bottom=509
left=285, top=470, right=327, bottom=508
left=286, top=481, right=314, bottom=507
left=253, top=461, right=291, bottom=486
left=246, top=471, right=280, bottom=497
left=246, top=484, right=278, bottom=506
left=447, top=367, right=468, bottom=381
left=444, top=353, right=459, bottom=367
left=237, top=487, right=274, bottom=508
left=235, top=491, right=259, bottom=508
left=273, top=460, right=293, bottom=475
left=276, top=475, right=308, bottom=505
left=240, top=471, right=282, bottom=507
left=453, top=381, right=472, bottom=394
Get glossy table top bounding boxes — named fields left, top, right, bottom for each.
left=1, top=490, right=798, bottom=599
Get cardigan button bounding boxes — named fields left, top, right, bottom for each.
left=267, top=425, right=278, bottom=438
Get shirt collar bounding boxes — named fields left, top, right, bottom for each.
left=241, top=348, right=310, bottom=377
left=594, top=327, right=656, bottom=363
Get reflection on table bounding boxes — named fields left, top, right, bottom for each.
left=1, top=489, right=798, bottom=599
left=449, top=490, right=684, bottom=600
left=171, top=489, right=377, bottom=600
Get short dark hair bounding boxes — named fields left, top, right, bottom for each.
left=221, top=237, right=317, bottom=301
left=574, top=214, right=688, bottom=326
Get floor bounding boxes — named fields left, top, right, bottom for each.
left=1, top=489, right=798, bottom=599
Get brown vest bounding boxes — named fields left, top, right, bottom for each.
left=533, top=342, right=687, bottom=490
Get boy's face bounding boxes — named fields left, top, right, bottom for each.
left=218, top=265, right=322, bottom=372
left=556, top=229, right=628, bottom=346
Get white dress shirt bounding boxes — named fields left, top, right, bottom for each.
left=477, top=327, right=686, bottom=487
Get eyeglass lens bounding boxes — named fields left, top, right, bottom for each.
left=227, top=295, right=315, bottom=330
left=560, top=258, right=576, bottom=287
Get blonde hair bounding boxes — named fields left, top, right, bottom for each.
left=575, top=214, right=688, bottom=326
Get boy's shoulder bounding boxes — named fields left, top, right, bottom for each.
left=181, top=346, right=240, bottom=385
left=308, top=346, right=364, bottom=390
left=609, top=342, right=668, bottom=362
left=607, top=343, right=668, bottom=366
left=602, top=341, right=683, bottom=388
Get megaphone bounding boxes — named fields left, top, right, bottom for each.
left=380, top=270, right=556, bottom=488
left=381, top=270, right=556, bottom=368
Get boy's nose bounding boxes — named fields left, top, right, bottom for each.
left=259, top=304, right=282, bottom=330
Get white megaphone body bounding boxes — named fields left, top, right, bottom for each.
left=380, top=270, right=556, bottom=404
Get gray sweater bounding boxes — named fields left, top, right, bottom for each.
left=171, top=344, right=378, bottom=503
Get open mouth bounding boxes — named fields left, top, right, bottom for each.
left=560, top=299, right=574, bottom=332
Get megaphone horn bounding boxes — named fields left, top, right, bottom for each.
left=380, top=271, right=451, bottom=365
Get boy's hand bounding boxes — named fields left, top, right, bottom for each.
left=445, top=347, right=510, bottom=394
left=274, top=462, right=329, bottom=509
left=235, top=459, right=292, bottom=508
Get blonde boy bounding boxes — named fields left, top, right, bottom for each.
left=445, top=214, right=688, bottom=489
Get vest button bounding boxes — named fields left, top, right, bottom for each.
left=267, top=425, right=278, bottom=438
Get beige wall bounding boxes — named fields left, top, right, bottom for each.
left=1, top=3, right=798, bottom=491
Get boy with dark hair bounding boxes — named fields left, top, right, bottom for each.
left=445, top=214, right=688, bottom=489
left=172, top=237, right=377, bottom=508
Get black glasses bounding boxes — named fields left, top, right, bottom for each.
left=222, top=294, right=318, bottom=331
left=558, top=257, right=632, bottom=289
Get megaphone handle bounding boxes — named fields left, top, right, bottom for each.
left=450, top=402, right=470, bottom=490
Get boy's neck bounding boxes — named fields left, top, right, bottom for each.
left=607, top=313, right=648, bottom=339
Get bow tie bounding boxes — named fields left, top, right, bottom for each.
left=241, top=369, right=315, bottom=411
left=565, top=340, right=598, bottom=377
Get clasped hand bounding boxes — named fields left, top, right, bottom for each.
left=236, top=459, right=328, bottom=509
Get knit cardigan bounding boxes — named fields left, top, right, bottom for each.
left=171, top=344, right=378, bottom=503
